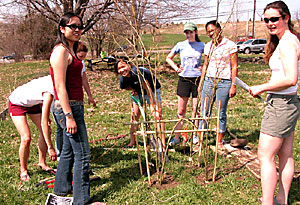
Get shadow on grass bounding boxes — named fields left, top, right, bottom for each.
left=89, top=145, right=155, bottom=201
left=226, top=128, right=260, bottom=144
left=290, top=175, right=300, bottom=204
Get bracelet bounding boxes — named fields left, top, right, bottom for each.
left=65, top=112, right=72, bottom=117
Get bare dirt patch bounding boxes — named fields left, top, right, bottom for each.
left=151, top=172, right=181, bottom=190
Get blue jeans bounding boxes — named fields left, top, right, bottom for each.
left=53, top=102, right=91, bottom=205
left=50, top=101, right=63, bottom=160
left=199, top=77, right=231, bottom=133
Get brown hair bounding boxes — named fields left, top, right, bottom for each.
left=264, top=1, right=300, bottom=63
left=77, top=41, right=88, bottom=53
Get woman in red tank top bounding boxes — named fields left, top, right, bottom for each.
left=50, top=12, right=99, bottom=205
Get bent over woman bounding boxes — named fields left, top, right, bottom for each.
left=9, top=75, right=56, bottom=182
left=249, top=1, right=300, bottom=204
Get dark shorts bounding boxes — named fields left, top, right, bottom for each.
left=8, top=100, right=42, bottom=116
left=261, top=94, right=300, bottom=138
left=177, top=76, right=200, bottom=98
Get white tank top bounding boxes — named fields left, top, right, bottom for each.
left=268, top=32, right=300, bottom=95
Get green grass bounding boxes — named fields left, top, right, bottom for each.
left=142, top=34, right=211, bottom=50
left=0, top=56, right=299, bottom=204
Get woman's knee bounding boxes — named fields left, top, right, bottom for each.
left=257, top=149, right=276, bottom=164
left=20, top=135, right=32, bottom=146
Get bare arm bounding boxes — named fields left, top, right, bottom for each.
left=229, top=52, right=238, bottom=98
left=41, top=93, right=57, bottom=161
left=249, top=39, right=299, bottom=96
left=50, top=45, right=77, bottom=134
left=198, top=55, right=209, bottom=93
left=82, top=72, right=96, bottom=107
left=166, top=52, right=183, bottom=73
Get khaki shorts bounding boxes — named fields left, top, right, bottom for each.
left=261, top=94, right=300, bottom=138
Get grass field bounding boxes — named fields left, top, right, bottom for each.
left=142, top=34, right=211, bottom=50
left=0, top=55, right=300, bottom=204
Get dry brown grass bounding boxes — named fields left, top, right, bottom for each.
left=160, top=20, right=300, bottom=40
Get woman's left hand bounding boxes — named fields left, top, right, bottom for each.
left=229, top=86, right=236, bottom=98
left=197, top=65, right=203, bottom=71
left=48, top=147, right=57, bottom=161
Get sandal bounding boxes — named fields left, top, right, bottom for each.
left=44, top=168, right=57, bottom=175
left=37, top=164, right=57, bottom=174
left=274, top=196, right=287, bottom=205
left=20, top=172, right=30, bottom=182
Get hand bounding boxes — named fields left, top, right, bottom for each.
left=66, top=116, right=77, bottom=134
left=88, top=96, right=97, bottom=107
left=131, top=90, right=138, bottom=96
left=47, top=118, right=51, bottom=126
left=229, top=86, right=236, bottom=98
left=177, top=65, right=183, bottom=73
left=197, top=65, right=203, bottom=72
left=249, top=85, right=265, bottom=97
left=48, top=147, right=57, bottom=161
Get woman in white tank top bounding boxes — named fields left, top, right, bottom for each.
left=249, top=1, right=300, bottom=204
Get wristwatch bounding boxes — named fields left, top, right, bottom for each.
left=65, top=112, right=72, bottom=117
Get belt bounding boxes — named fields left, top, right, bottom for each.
left=55, top=100, right=84, bottom=106
left=267, top=93, right=297, bottom=101
left=69, top=101, right=84, bottom=106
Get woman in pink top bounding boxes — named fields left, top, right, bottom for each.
left=249, top=1, right=300, bottom=204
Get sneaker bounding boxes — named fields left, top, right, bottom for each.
left=193, top=136, right=199, bottom=144
left=169, top=137, right=180, bottom=146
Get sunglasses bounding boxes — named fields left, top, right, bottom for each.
left=65, top=24, right=84, bottom=30
left=263, top=16, right=282, bottom=23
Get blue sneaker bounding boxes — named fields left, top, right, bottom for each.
left=193, top=136, right=199, bottom=144
left=169, top=137, right=180, bottom=146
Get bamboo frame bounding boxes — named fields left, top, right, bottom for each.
left=198, top=97, right=208, bottom=167
left=130, top=100, right=143, bottom=176
left=213, top=100, right=221, bottom=182
left=123, top=117, right=218, bottom=125
left=140, top=121, right=151, bottom=184
left=136, top=129, right=217, bottom=135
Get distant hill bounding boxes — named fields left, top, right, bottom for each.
left=159, top=20, right=300, bottom=41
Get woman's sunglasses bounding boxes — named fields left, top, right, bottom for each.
left=65, top=24, right=84, bottom=30
left=263, top=16, right=282, bottom=23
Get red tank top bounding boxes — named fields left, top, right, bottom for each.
left=50, top=45, right=83, bottom=101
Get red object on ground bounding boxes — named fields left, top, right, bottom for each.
left=181, top=127, right=188, bottom=142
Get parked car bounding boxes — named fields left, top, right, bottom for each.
left=3, top=53, right=15, bottom=60
left=236, top=41, right=246, bottom=50
left=238, top=39, right=267, bottom=54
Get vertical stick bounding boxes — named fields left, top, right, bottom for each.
left=131, top=100, right=143, bottom=176
left=213, top=100, right=221, bottom=182
left=141, top=121, right=151, bottom=184
left=198, top=97, right=208, bottom=167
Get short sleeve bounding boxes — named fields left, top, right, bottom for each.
left=204, top=41, right=212, bottom=56
left=171, top=43, right=181, bottom=55
left=229, top=41, right=238, bottom=54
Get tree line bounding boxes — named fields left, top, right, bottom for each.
left=0, top=0, right=205, bottom=61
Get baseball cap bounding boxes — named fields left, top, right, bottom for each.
left=184, top=22, right=197, bottom=32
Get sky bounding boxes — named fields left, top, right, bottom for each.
left=173, top=0, right=300, bottom=24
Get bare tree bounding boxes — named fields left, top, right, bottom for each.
left=110, top=0, right=206, bottom=53
left=11, top=0, right=115, bottom=34
left=295, top=9, right=300, bottom=30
